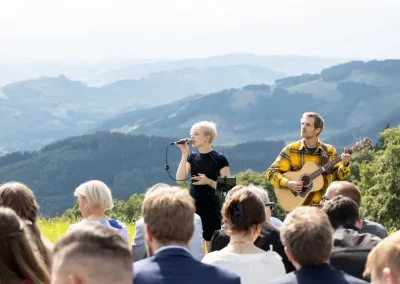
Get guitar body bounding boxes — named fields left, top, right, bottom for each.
left=274, top=161, right=325, bottom=212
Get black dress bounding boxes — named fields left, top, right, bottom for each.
left=187, top=150, right=229, bottom=241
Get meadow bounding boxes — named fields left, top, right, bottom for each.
left=38, top=218, right=136, bottom=245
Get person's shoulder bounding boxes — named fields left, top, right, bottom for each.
left=285, top=140, right=303, bottom=150
left=361, top=218, right=388, bottom=238
left=198, top=260, right=240, bottom=282
left=363, top=218, right=386, bottom=230
left=133, top=256, right=154, bottom=271
left=210, top=150, right=226, bottom=159
left=264, top=272, right=295, bottom=284
left=338, top=270, right=369, bottom=283
left=67, top=220, right=90, bottom=231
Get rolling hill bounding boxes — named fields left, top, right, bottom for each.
left=0, top=65, right=282, bottom=153
left=97, top=59, right=400, bottom=149
left=0, top=132, right=284, bottom=216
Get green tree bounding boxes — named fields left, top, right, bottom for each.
left=355, top=125, right=400, bottom=232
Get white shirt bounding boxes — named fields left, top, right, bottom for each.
left=202, top=250, right=285, bottom=284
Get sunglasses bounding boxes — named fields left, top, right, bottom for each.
left=265, top=202, right=275, bottom=210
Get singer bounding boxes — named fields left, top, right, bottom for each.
left=176, top=121, right=230, bottom=248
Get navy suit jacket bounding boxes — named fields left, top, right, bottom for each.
left=266, top=263, right=368, bottom=284
left=133, top=247, right=241, bottom=284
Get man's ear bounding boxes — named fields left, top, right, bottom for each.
left=69, top=274, right=84, bottom=284
left=355, top=218, right=363, bottom=230
left=284, top=247, right=294, bottom=262
left=145, top=224, right=153, bottom=242
left=315, top=127, right=322, bottom=136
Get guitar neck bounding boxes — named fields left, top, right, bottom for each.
left=310, top=151, right=350, bottom=180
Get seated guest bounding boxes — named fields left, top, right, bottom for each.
left=132, top=183, right=204, bottom=262
left=203, top=187, right=286, bottom=283
left=0, top=181, right=53, bottom=267
left=364, top=230, right=400, bottom=284
left=67, top=180, right=129, bottom=242
left=267, top=207, right=368, bottom=284
left=209, top=184, right=294, bottom=273
left=322, top=181, right=388, bottom=238
left=322, top=196, right=381, bottom=281
left=134, top=185, right=240, bottom=284
left=52, top=224, right=132, bottom=284
left=0, top=207, right=50, bottom=284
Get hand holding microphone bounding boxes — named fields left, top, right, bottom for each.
left=172, top=138, right=191, bottom=155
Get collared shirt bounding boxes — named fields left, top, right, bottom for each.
left=155, top=245, right=191, bottom=255
left=266, top=138, right=350, bottom=204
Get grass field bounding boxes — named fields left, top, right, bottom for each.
left=38, top=218, right=136, bottom=245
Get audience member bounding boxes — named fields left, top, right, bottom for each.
left=267, top=207, right=368, bottom=284
left=52, top=224, right=132, bottom=284
left=0, top=207, right=50, bottom=284
left=364, top=230, right=400, bottom=284
left=323, top=181, right=388, bottom=238
left=67, top=180, right=129, bottom=242
left=322, top=196, right=381, bottom=280
left=203, top=187, right=286, bottom=283
left=132, top=183, right=204, bottom=261
left=0, top=181, right=53, bottom=267
left=209, top=184, right=294, bottom=273
left=134, top=185, right=240, bottom=284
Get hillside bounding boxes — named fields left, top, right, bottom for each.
left=0, top=132, right=284, bottom=216
left=90, top=53, right=350, bottom=85
left=0, top=65, right=282, bottom=153
left=97, top=59, right=400, bottom=148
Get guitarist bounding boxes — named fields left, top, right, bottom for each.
left=266, top=112, right=352, bottom=207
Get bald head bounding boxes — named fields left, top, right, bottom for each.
left=325, top=181, right=361, bottom=207
left=52, top=224, right=132, bottom=284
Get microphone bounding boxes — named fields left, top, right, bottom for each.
left=170, top=139, right=192, bottom=145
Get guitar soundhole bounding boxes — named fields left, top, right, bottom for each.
left=300, top=175, right=311, bottom=193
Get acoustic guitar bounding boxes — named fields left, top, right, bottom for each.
left=274, top=138, right=372, bottom=212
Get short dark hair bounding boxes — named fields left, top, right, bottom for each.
left=321, top=195, right=359, bottom=229
left=281, top=207, right=333, bottom=266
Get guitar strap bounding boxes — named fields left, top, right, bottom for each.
left=320, top=142, right=329, bottom=168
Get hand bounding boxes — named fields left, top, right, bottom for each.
left=341, top=148, right=351, bottom=166
left=191, top=173, right=211, bottom=185
left=176, top=139, right=190, bottom=155
left=287, top=180, right=304, bottom=193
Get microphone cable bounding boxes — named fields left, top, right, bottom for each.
left=165, top=143, right=192, bottom=182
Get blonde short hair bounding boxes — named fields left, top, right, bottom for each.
left=190, top=121, right=217, bottom=144
left=364, top=230, right=400, bottom=280
left=74, top=180, right=113, bottom=210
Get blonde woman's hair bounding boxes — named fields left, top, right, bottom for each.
left=74, top=180, right=114, bottom=210
left=190, top=121, right=217, bottom=144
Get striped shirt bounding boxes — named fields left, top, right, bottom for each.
left=266, top=138, right=350, bottom=204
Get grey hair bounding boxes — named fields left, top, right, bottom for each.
left=247, top=183, right=270, bottom=205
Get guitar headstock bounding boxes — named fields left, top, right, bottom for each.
left=350, top=138, right=372, bottom=153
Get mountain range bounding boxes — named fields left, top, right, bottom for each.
left=0, top=63, right=283, bottom=154
left=97, top=59, right=400, bottom=150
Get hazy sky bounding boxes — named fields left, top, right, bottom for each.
left=1, top=0, right=399, bottom=60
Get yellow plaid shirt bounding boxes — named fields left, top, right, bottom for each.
left=266, top=138, right=350, bottom=204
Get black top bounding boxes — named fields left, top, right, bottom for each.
left=209, top=227, right=295, bottom=273
left=187, top=150, right=229, bottom=201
